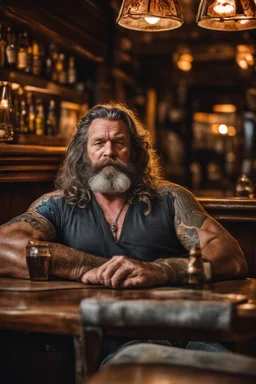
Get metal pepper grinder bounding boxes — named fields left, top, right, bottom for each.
left=186, top=246, right=205, bottom=287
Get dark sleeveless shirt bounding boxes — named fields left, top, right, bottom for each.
left=35, top=190, right=187, bottom=261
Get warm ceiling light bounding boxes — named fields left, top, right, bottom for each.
left=117, top=0, right=183, bottom=32
left=213, top=104, right=237, bottom=113
left=218, top=124, right=228, bottom=134
left=177, top=59, right=192, bottom=71
left=144, top=17, right=160, bottom=25
left=196, top=0, right=256, bottom=31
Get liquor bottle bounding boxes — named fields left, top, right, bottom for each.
left=45, top=55, right=53, bottom=80
left=56, top=53, right=67, bottom=85
left=45, top=99, right=57, bottom=135
left=236, top=174, right=254, bottom=198
left=20, top=99, right=28, bottom=133
left=48, top=44, right=58, bottom=82
left=32, top=41, right=42, bottom=76
left=35, top=99, right=45, bottom=136
left=0, top=24, right=6, bottom=69
left=67, top=56, right=77, bottom=87
left=25, top=46, right=33, bottom=74
left=0, top=82, right=14, bottom=142
left=6, top=27, right=17, bottom=69
left=17, top=32, right=28, bottom=71
left=27, top=92, right=35, bottom=134
left=13, top=86, right=23, bottom=133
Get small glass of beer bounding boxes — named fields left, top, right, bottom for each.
left=26, top=240, right=51, bottom=281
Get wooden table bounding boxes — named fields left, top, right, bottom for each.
left=0, top=277, right=256, bottom=384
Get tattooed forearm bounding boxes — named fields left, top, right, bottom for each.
left=6, top=212, right=56, bottom=240
left=49, top=243, right=108, bottom=280
left=154, top=258, right=188, bottom=284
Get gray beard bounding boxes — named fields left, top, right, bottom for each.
left=88, top=165, right=132, bottom=194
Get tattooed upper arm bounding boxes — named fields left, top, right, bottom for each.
left=6, top=211, right=56, bottom=240
left=4, top=191, right=61, bottom=240
left=169, top=184, right=208, bottom=250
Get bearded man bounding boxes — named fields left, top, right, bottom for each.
left=0, top=102, right=247, bottom=286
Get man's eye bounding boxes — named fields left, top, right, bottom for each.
left=116, top=141, right=125, bottom=147
left=94, top=142, right=104, bottom=147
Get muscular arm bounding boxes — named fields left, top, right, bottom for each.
left=0, top=205, right=107, bottom=281
left=155, top=185, right=248, bottom=281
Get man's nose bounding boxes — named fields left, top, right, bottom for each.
left=103, top=141, right=116, bottom=157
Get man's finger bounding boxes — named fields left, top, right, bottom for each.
left=109, top=265, right=132, bottom=288
left=119, top=276, right=145, bottom=288
left=81, top=268, right=101, bottom=285
left=97, top=256, right=127, bottom=285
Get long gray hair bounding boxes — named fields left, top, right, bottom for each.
left=55, top=102, right=169, bottom=212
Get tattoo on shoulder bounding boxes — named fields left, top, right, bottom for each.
left=28, top=190, right=63, bottom=211
left=169, top=184, right=208, bottom=249
left=7, top=212, right=56, bottom=240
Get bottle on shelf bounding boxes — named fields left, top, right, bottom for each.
left=25, top=45, right=33, bottom=74
left=49, top=44, right=58, bottom=83
left=20, top=99, right=28, bottom=133
left=0, top=24, right=6, bottom=69
left=45, top=99, right=57, bottom=135
left=17, top=31, right=29, bottom=71
left=27, top=92, right=35, bottom=134
left=56, top=53, right=67, bottom=85
left=235, top=174, right=254, bottom=198
left=32, top=41, right=42, bottom=76
left=0, top=82, right=14, bottom=142
left=13, top=86, right=24, bottom=133
left=68, top=56, right=77, bottom=87
left=6, top=27, right=17, bottom=70
left=35, top=98, right=45, bottom=136
left=45, top=55, right=53, bottom=80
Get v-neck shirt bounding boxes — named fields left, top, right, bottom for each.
left=35, top=190, right=187, bottom=261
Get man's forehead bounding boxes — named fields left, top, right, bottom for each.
left=88, top=118, right=129, bottom=137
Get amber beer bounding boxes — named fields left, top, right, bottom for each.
left=26, top=240, right=51, bottom=281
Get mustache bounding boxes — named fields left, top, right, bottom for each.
left=92, top=158, right=137, bottom=176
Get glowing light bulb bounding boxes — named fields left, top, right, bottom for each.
left=144, top=17, right=160, bottom=25
left=239, top=59, right=248, bottom=70
left=218, top=124, right=228, bottom=134
left=177, top=60, right=192, bottom=71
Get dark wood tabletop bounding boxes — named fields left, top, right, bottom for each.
left=0, top=277, right=256, bottom=337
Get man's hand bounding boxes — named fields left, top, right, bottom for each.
left=81, top=255, right=169, bottom=288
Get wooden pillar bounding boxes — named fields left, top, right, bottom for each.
left=146, top=88, right=157, bottom=146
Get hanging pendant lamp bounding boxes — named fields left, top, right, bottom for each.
left=197, top=0, right=256, bottom=31
left=116, top=0, right=183, bottom=32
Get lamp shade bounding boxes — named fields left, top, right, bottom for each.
left=197, top=0, right=256, bottom=31
left=116, top=0, right=183, bottom=32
